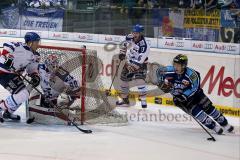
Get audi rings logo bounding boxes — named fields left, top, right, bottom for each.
left=8, top=30, right=17, bottom=35
left=113, top=37, right=121, bottom=42
left=146, top=40, right=151, bottom=46
left=62, top=34, right=69, bottom=38
left=204, top=43, right=213, bottom=49
left=87, top=35, right=93, bottom=40
left=175, top=41, right=184, bottom=48
left=226, top=45, right=236, bottom=52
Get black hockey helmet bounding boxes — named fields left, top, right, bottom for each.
left=173, top=54, right=188, bottom=66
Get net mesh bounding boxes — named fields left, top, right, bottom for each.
left=28, top=45, right=128, bottom=126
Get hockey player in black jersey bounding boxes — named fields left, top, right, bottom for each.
left=156, top=54, right=234, bottom=134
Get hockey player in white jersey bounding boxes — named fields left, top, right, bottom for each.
left=37, top=54, right=80, bottom=109
left=116, top=24, right=150, bottom=108
left=0, top=32, right=41, bottom=122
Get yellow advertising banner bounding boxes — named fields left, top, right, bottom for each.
left=184, top=9, right=220, bottom=29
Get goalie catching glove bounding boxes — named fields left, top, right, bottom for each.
left=4, top=55, right=14, bottom=69
left=1, top=49, right=14, bottom=69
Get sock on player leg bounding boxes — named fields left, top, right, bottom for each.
left=137, top=85, right=147, bottom=108
left=191, top=105, right=223, bottom=134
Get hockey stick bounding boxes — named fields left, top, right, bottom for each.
left=106, top=59, right=122, bottom=96
left=14, top=71, right=92, bottom=134
left=192, top=115, right=216, bottom=141
left=179, top=104, right=216, bottom=141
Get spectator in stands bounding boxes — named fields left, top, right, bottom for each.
left=221, top=0, right=240, bottom=9
left=205, top=0, right=219, bottom=10
left=178, top=0, right=193, bottom=8
left=134, top=0, right=148, bottom=19
left=121, top=0, right=136, bottom=18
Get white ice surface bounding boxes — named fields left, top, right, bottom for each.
left=0, top=87, right=239, bottom=160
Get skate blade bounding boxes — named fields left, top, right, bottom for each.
left=116, top=104, right=130, bottom=107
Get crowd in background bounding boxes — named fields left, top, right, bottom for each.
left=0, top=0, right=239, bottom=43
left=115, top=0, right=240, bottom=10
left=1, top=0, right=239, bottom=10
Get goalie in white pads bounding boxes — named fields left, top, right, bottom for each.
left=27, top=54, right=81, bottom=123
left=116, top=24, right=150, bottom=108
left=0, top=32, right=41, bottom=122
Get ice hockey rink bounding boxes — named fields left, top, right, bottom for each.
left=0, top=86, right=239, bottom=160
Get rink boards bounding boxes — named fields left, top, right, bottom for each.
left=0, top=37, right=239, bottom=117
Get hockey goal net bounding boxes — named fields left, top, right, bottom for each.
left=27, top=45, right=128, bottom=126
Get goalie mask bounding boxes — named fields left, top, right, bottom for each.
left=45, top=55, right=60, bottom=73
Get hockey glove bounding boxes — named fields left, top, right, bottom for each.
left=119, top=44, right=127, bottom=60
left=158, top=81, right=173, bottom=93
left=174, top=94, right=188, bottom=103
left=4, top=54, right=14, bottom=69
left=173, top=97, right=189, bottom=113
left=126, top=63, right=140, bottom=72
left=119, top=54, right=126, bottom=60
left=126, top=34, right=134, bottom=41
left=30, top=73, right=40, bottom=87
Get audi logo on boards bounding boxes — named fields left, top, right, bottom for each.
left=175, top=41, right=184, bottom=48
left=113, top=37, right=121, bottom=42
left=87, top=35, right=93, bottom=40
left=0, top=31, right=7, bottom=35
left=226, top=45, right=236, bottom=52
left=78, top=35, right=87, bottom=40
left=8, top=31, right=17, bottom=35
left=105, top=36, right=113, bottom=42
left=204, top=43, right=213, bottom=49
left=53, top=33, right=61, bottom=38
left=62, top=34, right=69, bottom=38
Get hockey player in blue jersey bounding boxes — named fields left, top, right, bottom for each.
left=156, top=54, right=234, bottom=134
left=116, top=24, right=150, bottom=108
left=0, top=32, right=41, bottom=122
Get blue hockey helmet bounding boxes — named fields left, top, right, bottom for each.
left=132, top=24, right=144, bottom=33
left=24, top=32, right=41, bottom=43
